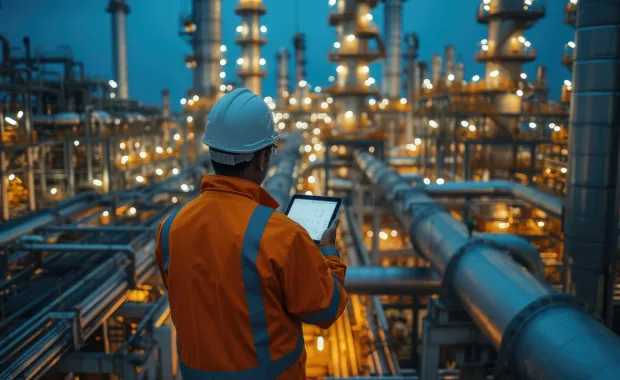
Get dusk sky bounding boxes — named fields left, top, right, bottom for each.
left=3, top=0, right=574, bottom=112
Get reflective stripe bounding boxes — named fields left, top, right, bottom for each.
left=300, top=274, right=342, bottom=324
left=177, top=204, right=304, bottom=379
left=179, top=331, right=304, bottom=380
left=319, top=245, right=340, bottom=258
left=161, top=207, right=183, bottom=272
left=241, top=205, right=275, bottom=366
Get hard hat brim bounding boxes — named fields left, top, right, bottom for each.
left=202, top=133, right=280, bottom=154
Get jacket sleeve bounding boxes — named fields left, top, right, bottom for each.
left=154, top=221, right=168, bottom=289
left=281, top=229, right=348, bottom=329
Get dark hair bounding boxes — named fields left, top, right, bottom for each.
left=210, top=147, right=270, bottom=177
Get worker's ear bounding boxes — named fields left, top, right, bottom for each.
left=258, top=149, right=269, bottom=171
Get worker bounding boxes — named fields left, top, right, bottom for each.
left=155, top=88, right=348, bottom=379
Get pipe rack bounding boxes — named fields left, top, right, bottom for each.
left=354, top=151, right=620, bottom=379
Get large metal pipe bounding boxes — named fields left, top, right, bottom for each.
left=424, top=180, right=563, bottom=218
left=564, top=0, right=620, bottom=325
left=106, top=0, right=130, bottom=99
left=263, top=134, right=302, bottom=210
left=383, top=0, right=402, bottom=99
left=193, top=0, right=222, bottom=97
left=355, top=151, right=620, bottom=379
left=345, top=266, right=440, bottom=295
left=276, top=47, right=290, bottom=104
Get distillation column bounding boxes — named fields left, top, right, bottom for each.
left=382, top=0, right=404, bottom=150
left=293, top=33, right=308, bottom=102
left=404, top=33, right=419, bottom=145
left=192, top=0, right=222, bottom=98
left=106, top=0, right=130, bottom=99
left=564, top=0, right=620, bottom=326
left=235, top=0, right=267, bottom=96
left=276, top=47, right=290, bottom=105
left=475, top=0, right=544, bottom=174
left=329, top=0, right=382, bottom=131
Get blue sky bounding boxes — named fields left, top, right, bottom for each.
left=2, top=0, right=573, bottom=112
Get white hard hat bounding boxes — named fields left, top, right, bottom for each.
left=202, top=88, right=279, bottom=165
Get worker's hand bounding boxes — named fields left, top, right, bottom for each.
left=320, top=219, right=340, bottom=245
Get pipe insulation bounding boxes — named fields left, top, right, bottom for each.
left=263, top=133, right=302, bottom=210
left=106, top=0, right=130, bottom=99
left=383, top=0, right=402, bottom=99
left=563, top=0, right=620, bottom=324
left=354, top=151, right=620, bottom=379
left=193, top=0, right=222, bottom=97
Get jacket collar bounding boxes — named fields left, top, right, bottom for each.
left=200, top=175, right=280, bottom=210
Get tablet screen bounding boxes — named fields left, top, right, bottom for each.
left=286, top=198, right=339, bottom=241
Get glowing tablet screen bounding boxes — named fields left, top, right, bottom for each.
left=286, top=198, right=340, bottom=241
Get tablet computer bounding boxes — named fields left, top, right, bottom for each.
left=284, top=194, right=343, bottom=243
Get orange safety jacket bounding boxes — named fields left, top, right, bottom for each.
left=155, top=175, right=348, bottom=379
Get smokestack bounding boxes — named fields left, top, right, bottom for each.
left=383, top=0, right=402, bottom=99
left=564, top=0, right=620, bottom=325
left=536, top=65, right=547, bottom=89
left=444, top=45, right=455, bottom=78
left=276, top=47, right=290, bottom=104
left=293, top=33, right=307, bottom=85
left=106, top=0, right=130, bottom=99
left=161, top=89, right=170, bottom=119
left=193, top=0, right=222, bottom=97
left=417, top=61, right=428, bottom=88
left=431, top=55, right=441, bottom=87
left=455, top=63, right=465, bottom=83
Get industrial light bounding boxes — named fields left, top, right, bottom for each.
left=484, top=0, right=491, bottom=4
left=278, top=122, right=285, bottom=130
left=220, top=72, right=226, bottom=78
left=119, top=142, right=126, bottom=151
left=17, top=111, right=23, bottom=119
left=102, top=211, right=110, bottom=218
left=448, top=74, right=455, bottom=81
left=289, top=98, right=297, bottom=105
left=564, top=80, right=572, bottom=86
left=436, top=178, right=445, bottom=185
left=429, top=120, right=438, bottom=128
left=237, top=58, right=245, bottom=66
left=328, top=0, right=336, bottom=6
left=299, top=80, right=307, bottom=87
left=184, top=116, right=193, bottom=123
left=4, top=117, right=17, bottom=125
left=379, top=231, right=388, bottom=240
left=334, top=42, right=341, bottom=49
left=121, top=155, right=129, bottom=164
left=180, top=98, right=187, bottom=105
left=308, top=176, right=316, bottom=184
left=227, top=85, right=233, bottom=91
left=326, top=97, right=333, bottom=104
left=369, top=99, right=376, bottom=105
left=472, top=75, right=480, bottom=82
left=108, top=80, right=118, bottom=88
left=537, top=221, right=545, bottom=227
left=220, top=84, right=226, bottom=91
left=554, top=126, right=561, bottom=132
left=135, top=142, right=140, bottom=148
left=524, top=41, right=531, bottom=47
left=174, top=133, right=181, bottom=141
left=414, top=138, right=422, bottom=145
left=561, top=167, right=568, bottom=173
left=423, top=178, right=431, bottom=185
left=347, top=34, right=355, bottom=42
left=481, top=39, right=488, bottom=45
left=172, top=168, right=179, bottom=175
left=482, top=45, right=489, bottom=51
left=498, top=222, right=510, bottom=229
left=136, top=176, right=145, bottom=183
left=167, top=147, right=173, bottom=153
left=400, top=98, right=407, bottom=105
left=520, top=73, right=527, bottom=79
left=220, top=45, right=227, bottom=52
left=305, top=190, right=313, bottom=195
left=129, top=207, right=137, bottom=215
left=490, top=70, right=499, bottom=77
left=188, top=99, right=195, bottom=105
left=361, top=65, right=369, bottom=73
left=484, top=4, right=490, bottom=11
left=317, top=336, right=325, bottom=352
left=110, top=93, right=116, bottom=99
left=321, top=102, right=328, bottom=109
left=324, top=116, right=332, bottom=123
left=74, top=140, right=80, bottom=146
left=345, top=110, right=354, bottom=118
left=315, top=86, right=322, bottom=92
left=220, top=59, right=227, bottom=66
left=314, top=143, right=322, bottom=151
left=529, top=122, right=537, bottom=129
left=518, top=36, right=526, bottom=43
left=568, top=41, right=576, bottom=49
left=156, top=146, right=163, bottom=153
left=260, top=25, right=267, bottom=33
left=469, top=125, right=476, bottom=132
left=193, top=95, right=199, bottom=101
left=181, top=184, right=190, bottom=192
left=365, top=13, right=373, bottom=21
left=93, top=179, right=103, bottom=187
left=304, top=145, right=312, bottom=153
left=336, top=65, right=344, bottom=73
left=461, top=120, right=469, bottom=127
left=328, top=76, right=335, bottom=82
left=517, top=90, right=524, bottom=97
left=172, top=197, right=178, bottom=204
left=549, top=122, right=556, bottom=129
left=140, top=151, right=147, bottom=159
left=156, top=168, right=164, bottom=176
left=264, top=96, right=273, bottom=103
left=367, top=77, right=375, bottom=85
left=367, top=231, right=373, bottom=238
left=309, top=154, right=317, bottom=162
left=8, top=174, right=15, bottom=181
left=259, top=58, right=266, bottom=66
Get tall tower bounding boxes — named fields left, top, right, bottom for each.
left=475, top=0, right=545, bottom=172
left=235, top=0, right=267, bottom=96
left=276, top=47, right=290, bottom=106
left=106, top=0, right=130, bottom=99
left=328, top=0, right=383, bottom=131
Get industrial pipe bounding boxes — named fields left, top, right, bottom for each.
left=106, top=0, right=130, bottom=99
left=563, top=0, right=620, bottom=325
left=424, top=180, right=563, bottom=218
left=263, top=134, right=302, bottom=210
left=345, top=267, right=440, bottom=295
left=355, top=151, right=620, bottom=379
